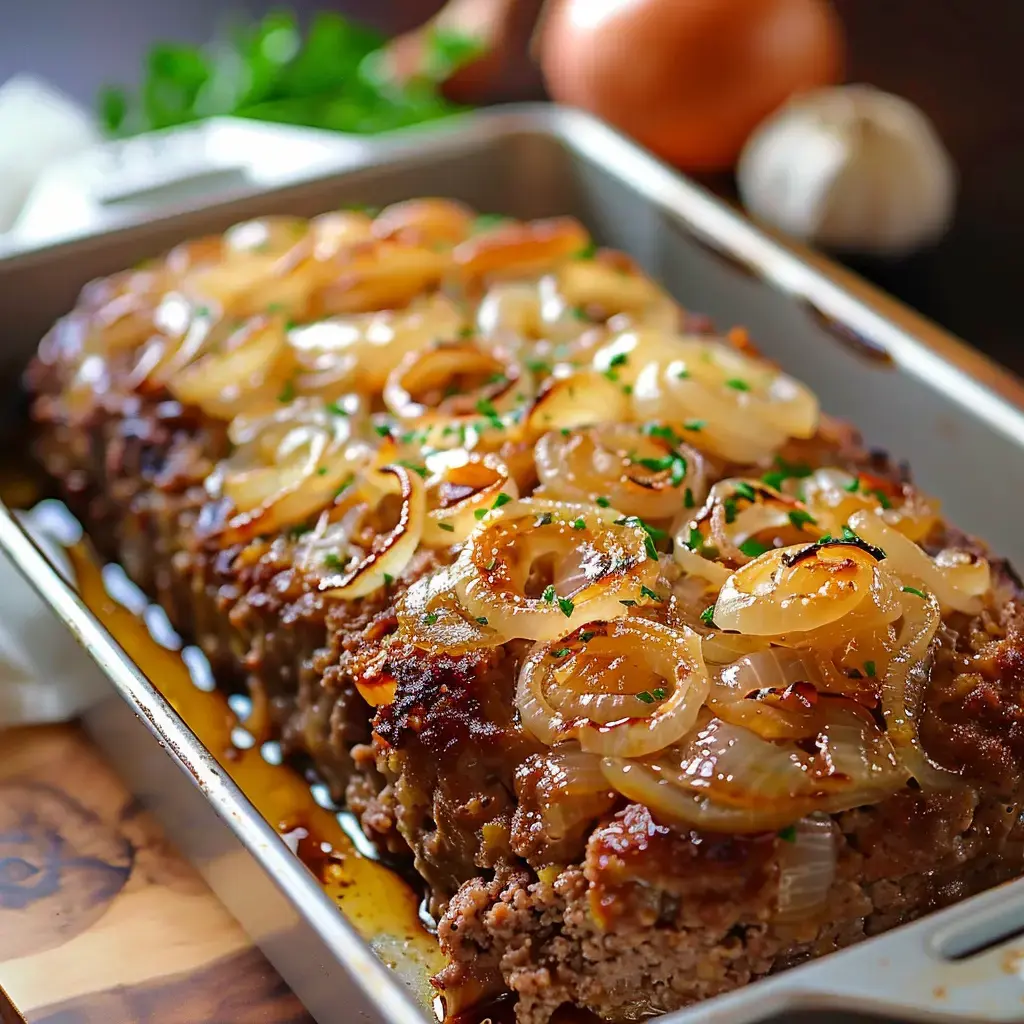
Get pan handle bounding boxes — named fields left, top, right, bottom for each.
left=7, top=117, right=370, bottom=252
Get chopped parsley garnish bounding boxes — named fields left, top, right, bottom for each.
left=739, top=538, right=771, bottom=558
left=723, top=497, right=738, bottom=524
left=486, top=372, right=508, bottom=386
left=493, top=492, right=512, bottom=510
left=542, top=585, right=556, bottom=603
left=286, top=524, right=312, bottom=539
left=570, top=306, right=588, bottom=321
left=458, top=325, right=474, bottom=338
left=474, top=508, right=489, bottom=520
left=788, top=509, right=817, bottom=530
left=683, top=419, right=705, bottom=432
left=526, top=359, right=552, bottom=375
left=557, top=597, right=575, bottom=618
left=574, top=240, right=598, bottom=260
left=473, top=213, right=508, bottom=232
left=622, top=384, right=633, bottom=396
left=872, top=489, right=894, bottom=510
left=761, top=458, right=813, bottom=491
left=640, top=585, right=664, bottom=602
left=316, top=466, right=328, bottom=476
left=475, top=397, right=503, bottom=429
left=475, top=616, right=489, bottom=625
left=596, top=496, right=612, bottom=508
left=396, top=460, right=428, bottom=478
left=840, top=525, right=861, bottom=543
left=726, top=378, right=751, bottom=391
left=335, top=475, right=355, bottom=497
left=643, top=424, right=682, bottom=447
left=579, top=631, right=597, bottom=642
left=325, top=399, right=349, bottom=416
left=383, top=573, right=394, bottom=585
left=608, top=352, right=629, bottom=369
left=844, top=477, right=861, bottom=493
left=536, top=511, right=555, bottom=526
left=322, top=553, right=344, bottom=569
left=865, top=660, right=877, bottom=678
left=373, top=423, right=393, bottom=438
left=635, top=690, right=656, bottom=704
left=684, top=526, right=703, bottom=551
left=619, top=599, right=638, bottom=607
left=423, top=612, right=439, bottom=625
left=572, top=517, right=586, bottom=530
left=552, top=647, right=571, bottom=658
left=700, top=604, right=716, bottom=626
left=734, top=482, right=757, bottom=502
left=777, top=825, right=797, bottom=843
left=684, top=488, right=695, bottom=509
left=902, top=586, right=928, bottom=599
left=485, top=558, right=497, bottom=571
left=438, top=521, right=456, bottom=532
left=676, top=367, right=690, bottom=379
left=602, top=368, right=620, bottom=383
left=266, top=302, right=287, bottom=313
left=635, top=454, right=674, bottom=473
left=277, top=379, right=296, bottom=403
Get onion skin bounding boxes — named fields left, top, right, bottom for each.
left=540, top=0, right=844, bottom=171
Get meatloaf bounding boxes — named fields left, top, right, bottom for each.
left=28, top=200, right=1024, bottom=1023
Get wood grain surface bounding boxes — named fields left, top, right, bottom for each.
left=0, top=725, right=312, bottom=1024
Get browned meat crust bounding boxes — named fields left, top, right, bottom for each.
left=27, top=342, right=1024, bottom=1023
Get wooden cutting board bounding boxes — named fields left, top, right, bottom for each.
left=0, top=723, right=314, bottom=1024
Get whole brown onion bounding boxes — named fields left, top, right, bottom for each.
left=539, top=0, right=844, bottom=171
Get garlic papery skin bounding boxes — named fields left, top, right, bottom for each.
left=737, top=85, right=957, bottom=256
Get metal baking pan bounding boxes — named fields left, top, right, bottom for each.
left=2, top=104, right=1024, bottom=1024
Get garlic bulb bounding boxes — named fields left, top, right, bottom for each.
left=737, top=85, right=956, bottom=256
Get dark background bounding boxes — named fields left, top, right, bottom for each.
left=3, top=0, right=1022, bottom=372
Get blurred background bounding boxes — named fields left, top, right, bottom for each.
left=1, top=0, right=1022, bottom=370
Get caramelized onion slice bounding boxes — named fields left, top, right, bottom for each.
left=454, top=217, right=590, bottom=282
left=775, top=814, right=837, bottom=923
left=518, top=618, right=709, bottom=757
left=319, top=464, right=426, bottom=599
left=452, top=498, right=659, bottom=641
left=421, top=450, right=519, bottom=546
left=395, top=563, right=500, bottom=655
left=288, top=293, right=465, bottom=395
left=535, top=422, right=705, bottom=520
left=475, top=279, right=592, bottom=345
left=523, top=371, right=631, bottom=438
left=713, top=540, right=902, bottom=641
left=371, top=198, right=474, bottom=247
left=556, top=257, right=681, bottom=330
left=204, top=399, right=370, bottom=542
left=632, top=338, right=818, bottom=463
left=602, top=710, right=907, bottom=833
left=848, top=510, right=991, bottom=614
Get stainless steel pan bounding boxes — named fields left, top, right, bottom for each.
left=2, top=105, right=1023, bottom=1024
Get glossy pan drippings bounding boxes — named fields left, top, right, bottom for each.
left=27, top=199, right=1024, bottom=1023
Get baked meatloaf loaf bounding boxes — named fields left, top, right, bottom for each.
left=28, top=201, right=1024, bottom=1023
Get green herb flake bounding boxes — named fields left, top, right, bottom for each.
left=579, top=631, right=597, bottom=642
left=423, top=612, right=439, bottom=625
left=572, top=516, right=586, bottom=530
left=535, top=512, right=554, bottom=527
left=325, top=399, right=349, bottom=417
left=475, top=616, right=489, bottom=625
left=552, top=647, right=571, bottom=658
left=526, top=359, right=552, bottom=375
left=683, top=419, right=706, bottom=432
left=277, top=379, right=296, bottom=403
left=684, top=488, right=696, bottom=509
left=602, top=369, right=620, bottom=383
left=485, top=558, right=497, bottom=571
left=865, top=660, right=877, bottom=678
left=316, top=466, right=328, bottom=476
left=685, top=526, right=703, bottom=551
left=373, top=424, right=393, bottom=438
left=608, top=352, right=629, bottom=369
left=872, top=488, right=894, bottom=510
left=676, top=367, right=690, bottom=379
left=322, top=553, right=344, bottom=569
left=396, top=460, right=428, bottom=478
left=640, top=585, right=664, bottom=602
left=723, top=497, right=738, bottom=524
left=596, top=496, right=611, bottom=508
left=542, top=585, right=556, bottom=604
left=574, top=240, right=598, bottom=260
left=570, top=306, right=587, bottom=321
left=635, top=690, right=656, bottom=705
left=621, top=384, right=633, bottom=396
left=734, top=481, right=757, bottom=502
left=635, top=454, right=674, bottom=473
left=726, top=378, right=751, bottom=391
left=474, top=508, right=489, bottom=521
left=777, top=825, right=797, bottom=843
left=700, top=604, right=716, bottom=626
left=492, top=492, right=512, bottom=510
left=902, top=586, right=928, bottom=600
left=739, top=538, right=771, bottom=558
left=844, top=477, right=861, bottom=493
left=335, top=475, right=355, bottom=497
left=788, top=509, right=817, bottom=530
left=383, top=573, right=394, bottom=586
left=458, top=326, right=474, bottom=338
left=557, top=597, right=575, bottom=618
left=286, top=524, right=312, bottom=540
left=472, top=213, right=509, bottom=233
left=619, top=599, right=637, bottom=607
left=438, top=522, right=456, bottom=532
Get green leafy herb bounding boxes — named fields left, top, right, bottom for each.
left=700, top=604, right=716, bottom=626
left=552, top=647, right=571, bottom=658
left=574, top=240, right=598, bottom=260
left=676, top=367, right=690, bottom=379
left=844, top=477, right=861, bottom=493
left=762, top=458, right=813, bottom=491
left=316, top=466, right=328, bottom=476
left=872, top=489, right=894, bottom=510
left=635, top=454, right=674, bottom=473
left=684, top=527, right=703, bottom=551
left=619, top=599, right=637, bottom=607
left=726, top=378, right=751, bottom=391
left=683, top=419, right=705, bottom=432
left=788, top=509, right=817, bottom=530
left=492, top=492, right=512, bottom=510
left=570, top=306, right=587, bottom=321
left=438, top=521, right=455, bottom=532
left=865, top=660, right=877, bottom=678
left=557, top=597, right=575, bottom=618
left=396, top=460, right=428, bottom=478
left=472, top=213, right=509, bottom=233
left=902, top=586, right=928, bottom=599
left=777, top=825, right=797, bottom=843
left=475, top=616, right=489, bottom=625
left=572, top=516, right=586, bottom=530
left=423, top=612, right=439, bottom=625
left=635, top=690, right=656, bottom=704
left=542, top=585, right=556, bottom=604
left=684, top=487, right=695, bottom=509
left=277, top=379, right=296, bottom=403
left=739, top=538, right=771, bottom=558
left=322, top=553, right=344, bottom=569
left=535, top=511, right=554, bottom=527
left=373, top=423, right=393, bottom=438
left=723, top=497, right=738, bottom=524
left=640, top=585, right=664, bottom=602
left=596, top=496, right=611, bottom=508
left=335, top=474, right=355, bottom=497
left=579, top=631, right=597, bottom=642
left=608, top=352, right=629, bottom=369
left=526, top=358, right=552, bottom=375
left=383, top=573, right=394, bottom=585
left=325, top=399, right=349, bottom=416
left=733, top=481, right=757, bottom=502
